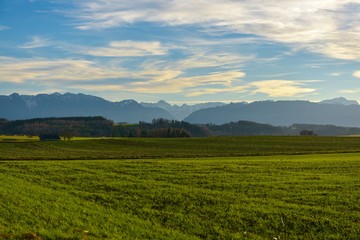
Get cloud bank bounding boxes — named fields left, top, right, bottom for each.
left=70, top=0, right=360, bottom=60
left=0, top=55, right=317, bottom=98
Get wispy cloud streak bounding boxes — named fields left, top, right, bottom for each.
left=19, top=36, right=51, bottom=49
left=0, top=57, right=128, bottom=83
left=84, top=41, right=170, bottom=57
left=353, top=71, right=360, bottom=79
left=0, top=25, right=9, bottom=30
left=249, top=80, right=317, bottom=97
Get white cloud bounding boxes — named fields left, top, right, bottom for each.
left=128, top=70, right=246, bottom=95
left=137, top=44, right=255, bottom=73
left=186, top=86, right=247, bottom=97
left=0, top=57, right=128, bottom=83
left=177, top=53, right=254, bottom=70
left=0, top=54, right=247, bottom=97
left=69, top=84, right=126, bottom=92
left=71, top=69, right=247, bottom=96
left=68, top=0, right=360, bottom=60
left=353, top=71, right=360, bottom=78
left=0, top=53, right=320, bottom=99
left=330, top=72, right=342, bottom=77
left=19, top=36, right=51, bottom=49
left=249, top=80, right=316, bottom=97
left=84, top=41, right=170, bottom=57
left=181, top=71, right=245, bottom=86
left=339, top=89, right=360, bottom=94
left=64, top=71, right=318, bottom=98
left=256, top=72, right=301, bottom=78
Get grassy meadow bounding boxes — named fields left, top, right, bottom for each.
left=0, top=136, right=360, bottom=239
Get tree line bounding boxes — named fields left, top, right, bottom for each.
left=0, top=117, right=207, bottom=138
left=1, top=117, right=360, bottom=138
left=112, top=119, right=210, bottom=137
left=0, top=117, right=114, bottom=138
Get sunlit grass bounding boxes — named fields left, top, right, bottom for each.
left=0, top=154, right=359, bottom=239
left=0, top=135, right=39, bottom=142
left=0, top=135, right=117, bottom=142
left=1, top=136, right=360, bottom=239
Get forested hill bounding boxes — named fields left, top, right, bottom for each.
left=2, top=117, right=360, bottom=137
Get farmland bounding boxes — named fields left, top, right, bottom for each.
left=1, top=136, right=360, bottom=160
left=0, top=136, right=360, bottom=239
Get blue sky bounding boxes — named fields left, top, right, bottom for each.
left=1, top=0, right=360, bottom=103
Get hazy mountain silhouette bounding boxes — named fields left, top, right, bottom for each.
left=2, top=93, right=359, bottom=127
left=141, top=100, right=227, bottom=120
left=184, top=100, right=360, bottom=127
left=319, top=97, right=359, bottom=106
left=0, top=93, right=174, bottom=123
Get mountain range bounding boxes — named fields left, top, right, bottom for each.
left=0, top=93, right=359, bottom=127
left=0, top=93, right=172, bottom=123
left=140, top=100, right=226, bottom=120
left=184, top=100, right=360, bottom=127
left=319, top=97, right=359, bottom=106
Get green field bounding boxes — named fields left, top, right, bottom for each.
left=1, top=136, right=360, bottom=160
left=0, top=137, right=360, bottom=239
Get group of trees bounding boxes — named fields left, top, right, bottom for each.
left=291, top=124, right=360, bottom=136
left=113, top=119, right=210, bottom=138
left=206, top=121, right=287, bottom=136
left=0, top=117, right=114, bottom=137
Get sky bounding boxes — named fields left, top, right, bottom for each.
left=1, top=0, right=360, bottom=104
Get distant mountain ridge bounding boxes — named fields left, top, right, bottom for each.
left=141, top=100, right=227, bottom=120
left=0, top=93, right=174, bottom=123
left=1, top=93, right=359, bottom=127
left=319, top=97, right=359, bottom=106
left=184, top=99, right=360, bottom=127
